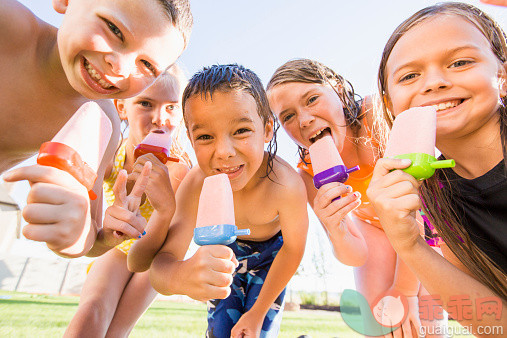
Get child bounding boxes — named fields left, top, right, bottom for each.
left=150, top=64, right=309, bottom=338
left=65, top=67, right=191, bottom=337
left=267, top=59, right=435, bottom=336
left=367, top=2, right=507, bottom=332
left=1, top=0, right=192, bottom=258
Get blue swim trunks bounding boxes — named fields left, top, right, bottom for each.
left=206, top=231, right=285, bottom=338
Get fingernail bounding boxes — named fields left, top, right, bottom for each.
left=346, top=185, right=352, bottom=192
left=354, top=192, right=361, bottom=198
left=401, top=159, right=412, bottom=165
left=2, top=172, right=11, bottom=180
left=142, top=231, right=146, bottom=236
left=138, top=235, right=142, bottom=239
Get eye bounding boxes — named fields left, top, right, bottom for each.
left=167, top=104, right=180, bottom=111
left=399, top=73, right=418, bottom=83
left=196, top=134, right=212, bottom=141
left=105, top=20, right=123, bottom=41
left=141, top=60, right=157, bottom=76
left=138, top=100, right=152, bottom=108
left=281, top=112, right=294, bottom=123
left=307, top=95, right=318, bottom=104
left=235, top=128, right=251, bottom=135
left=450, top=60, right=473, bottom=68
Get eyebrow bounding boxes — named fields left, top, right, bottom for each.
left=278, top=89, right=314, bottom=117
left=391, top=44, right=482, bottom=75
left=191, top=116, right=254, bottom=132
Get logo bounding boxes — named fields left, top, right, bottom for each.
left=340, top=289, right=408, bottom=336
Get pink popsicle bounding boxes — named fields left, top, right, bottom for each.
left=384, top=107, right=437, bottom=158
left=134, top=130, right=179, bottom=163
left=196, top=173, right=235, bottom=228
left=309, top=135, right=344, bottom=174
left=37, top=102, right=112, bottom=199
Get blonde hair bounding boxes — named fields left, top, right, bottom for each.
left=377, top=2, right=507, bottom=299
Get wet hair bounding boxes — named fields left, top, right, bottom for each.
left=182, top=64, right=278, bottom=178
left=377, top=2, right=507, bottom=299
left=156, top=0, right=193, bottom=48
left=266, top=58, right=384, bottom=163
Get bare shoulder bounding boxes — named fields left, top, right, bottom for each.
left=0, top=0, right=49, bottom=53
left=268, top=155, right=307, bottom=197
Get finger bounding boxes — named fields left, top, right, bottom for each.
left=326, top=193, right=362, bottom=222
left=4, top=165, right=81, bottom=188
left=113, top=170, right=128, bottom=207
left=401, top=321, right=412, bottom=338
left=371, top=158, right=412, bottom=182
left=383, top=180, right=420, bottom=199
left=128, top=161, right=152, bottom=210
left=22, top=203, right=62, bottom=224
left=205, top=269, right=234, bottom=288
left=105, top=216, right=143, bottom=239
left=315, top=183, right=351, bottom=208
left=209, top=257, right=237, bottom=274
left=22, top=223, right=70, bottom=249
left=106, top=205, right=146, bottom=234
left=201, top=284, right=231, bottom=301
left=26, top=182, right=68, bottom=205
left=208, top=245, right=235, bottom=260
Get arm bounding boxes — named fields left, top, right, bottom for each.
left=150, top=168, right=237, bottom=301
left=232, top=171, right=309, bottom=337
left=367, top=158, right=507, bottom=335
left=127, top=159, right=189, bottom=272
left=300, top=169, right=367, bottom=266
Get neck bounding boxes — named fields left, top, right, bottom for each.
left=437, top=115, right=503, bottom=179
left=122, top=139, right=137, bottom=173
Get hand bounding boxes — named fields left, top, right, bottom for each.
left=480, top=0, right=507, bottom=7
left=366, top=158, right=422, bottom=253
left=3, top=165, right=92, bottom=256
left=175, top=245, right=238, bottom=302
left=101, top=162, right=151, bottom=247
left=313, top=182, right=361, bottom=237
left=378, top=294, right=420, bottom=338
left=128, top=153, right=174, bottom=215
left=231, top=310, right=264, bottom=338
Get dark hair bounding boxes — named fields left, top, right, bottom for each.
left=378, top=2, right=507, bottom=299
left=157, top=0, right=193, bottom=48
left=182, top=64, right=279, bottom=178
left=267, top=58, right=375, bottom=163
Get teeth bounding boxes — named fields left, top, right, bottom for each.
left=219, top=166, right=241, bottom=173
left=310, top=128, right=326, bottom=141
left=84, top=60, right=114, bottom=89
left=431, top=100, right=460, bottom=112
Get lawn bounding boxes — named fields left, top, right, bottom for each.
left=0, top=291, right=360, bottom=337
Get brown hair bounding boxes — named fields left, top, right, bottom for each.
left=156, top=0, right=193, bottom=48
left=378, top=2, right=507, bottom=299
left=267, top=58, right=388, bottom=162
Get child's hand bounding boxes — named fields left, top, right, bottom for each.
left=176, top=245, right=238, bottom=302
left=367, top=158, right=422, bottom=253
left=129, top=153, right=174, bottom=216
left=378, top=294, right=420, bottom=338
left=480, top=0, right=507, bottom=7
left=313, top=182, right=361, bottom=236
left=231, top=310, right=264, bottom=338
left=102, top=162, right=151, bottom=247
left=3, top=165, right=92, bottom=257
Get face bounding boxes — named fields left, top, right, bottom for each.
left=54, top=0, right=185, bottom=100
left=268, top=82, right=348, bottom=152
left=116, top=77, right=183, bottom=146
left=385, top=15, right=507, bottom=141
left=185, top=90, right=273, bottom=191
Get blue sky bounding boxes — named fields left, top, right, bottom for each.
left=12, top=1, right=507, bottom=292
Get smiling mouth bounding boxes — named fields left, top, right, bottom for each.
left=217, top=165, right=243, bottom=174
left=309, top=127, right=332, bottom=143
left=430, top=99, right=464, bottom=112
left=83, top=58, right=117, bottom=90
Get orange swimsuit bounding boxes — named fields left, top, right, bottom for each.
left=298, top=116, right=382, bottom=229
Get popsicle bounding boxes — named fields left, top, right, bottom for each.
left=37, top=101, right=112, bottom=200
left=134, top=130, right=179, bottom=163
left=384, top=106, right=455, bottom=180
left=193, top=173, right=250, bottom=246
left=309, top=135, right=359, bottom=189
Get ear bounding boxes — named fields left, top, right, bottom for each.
left=113, top=99, right=128, bottom=121
left=264, top=118, right=274, bottom=143
left=52, top=0, right=69, bottom=14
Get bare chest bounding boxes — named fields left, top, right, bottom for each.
left=234, top=192, right=281, bottom=241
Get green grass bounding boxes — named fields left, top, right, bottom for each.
left=0, top=290, right=470, bottom=337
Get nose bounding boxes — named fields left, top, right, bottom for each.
left=299, top=109, right=315, bottom=128
left=422, top=68, right=451, bottom=93
left=104, top=53, right=135, bottom=77
left=215, top=137, right=236, bottom=160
